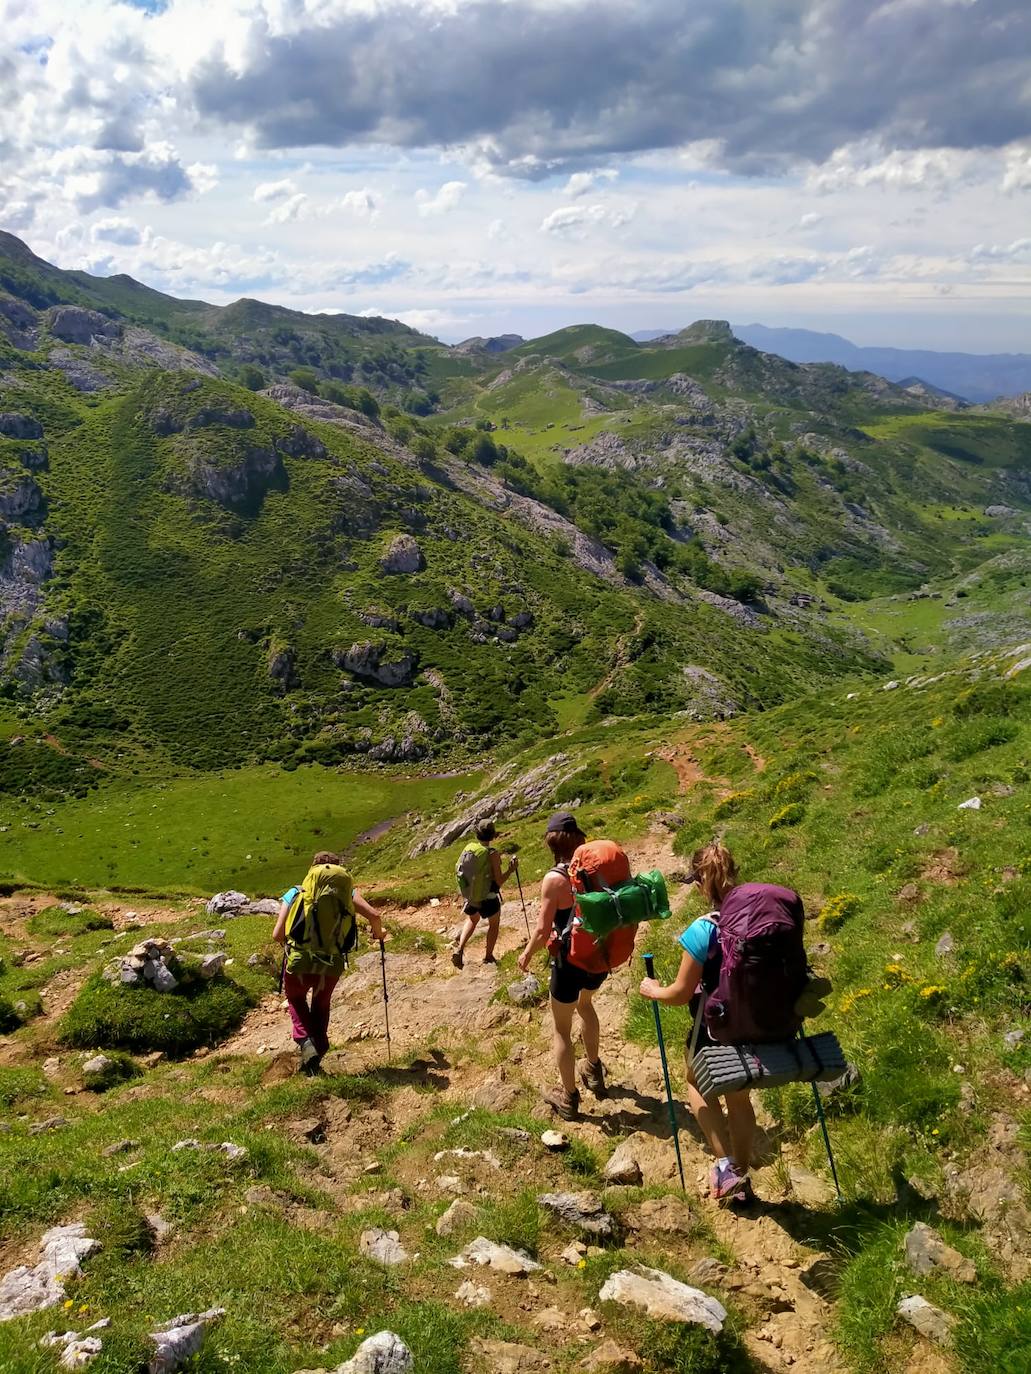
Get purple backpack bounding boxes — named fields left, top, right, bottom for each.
left=702, top=883, right=808, bottom=1045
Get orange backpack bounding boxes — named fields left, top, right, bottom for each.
left=555, top=840, right=638, bottom=974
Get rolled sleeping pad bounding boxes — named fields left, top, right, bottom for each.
left=692, top=1032, right=847, bottom=1099
left=575, top=870, right=672, bottom=937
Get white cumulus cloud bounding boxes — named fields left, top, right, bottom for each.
left=416, top=181, right=467, bottom=216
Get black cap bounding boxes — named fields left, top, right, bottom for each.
left=545, top=811, right=580, bottom=834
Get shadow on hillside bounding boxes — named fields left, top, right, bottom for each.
left=361, top=1048, right=452, bottom=1091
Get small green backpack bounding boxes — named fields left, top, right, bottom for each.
left=285, top=863, right=358, bottom=974
left=456, top=840, right=493, bottom=905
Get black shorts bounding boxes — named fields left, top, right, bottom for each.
left=550, top=957, right=607, bottom=1004
left=464, top=895, right=501, bottom=919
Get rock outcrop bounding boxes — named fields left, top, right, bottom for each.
left=379, top=534, right=425, bottom=574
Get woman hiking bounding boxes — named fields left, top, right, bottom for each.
left=639, top=839, right=807, bottom=1205
left=517, top=812, right=614, bottom=1120
left=452, top=819, right=515, bottom=969
left=274, top=850, right=386, bottom=1074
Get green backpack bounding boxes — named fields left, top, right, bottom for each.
left=285, top=863, right=358, bottom=974
left=456, top=840, right=493, bottom=905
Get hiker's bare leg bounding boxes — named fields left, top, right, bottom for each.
left=577, top=989, right=601, bottom=1065
left=724, top=1091, right=756, bottom=1171
left=456, top=913, right=479, bottom=955
left=484, top=915, right=500, bottom=960
left=550, top=996, right=578, bottom=1094
left=685, top=1077, right=733, bottom=1161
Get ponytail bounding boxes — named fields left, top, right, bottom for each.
left=690, top=839, right=738, bottom=906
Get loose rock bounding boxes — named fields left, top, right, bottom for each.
left=0, top=1223, right=100, bottom=1322
left=206, top=891, right=249, bottom=916
left=541, top=1131, right=569, bottom=1151
left=537, top=1192, right=616, bottom=1239
left=935, top=932, right=955, bottom=958
left=904, top=1224, right=976, bottom=1283
left=624, top=1195, right=694, bottom=1237
left=602, top=1140, right=643, bottom=1187
left=455, top=1280, right=492, bottom=1308
left=598, top=1267, right=726, bottom=1331
left=359, top=1228, right=409, bottom=1266
left=449, top=1237, right=541, bottom=1275
left=149, top=1308, right=226, bottom=1373
left=508, top=973, right=542, bottom=1006
left=436, top=1198, right=478, bottom=1237
left=897, top=1295, right=955, bottom=1347
left=335, top=1331, right=413, bottom=1373
left=467, top=1339, right=551, bottom=1372
left=578, top=1340, right=644, bottom=1372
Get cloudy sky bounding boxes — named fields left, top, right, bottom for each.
left=2, top=0, right=1031, bottom=348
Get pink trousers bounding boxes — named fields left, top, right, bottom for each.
left=283, top=970, right=340, bottom=1055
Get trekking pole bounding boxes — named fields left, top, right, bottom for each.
left=810, top=1081, right=844, bottom=1204
left=378, top=939, right=392, bottom=1063
left=513, top=858, right=532, bottom=941
left=642, top=953, right=687, bottom=1192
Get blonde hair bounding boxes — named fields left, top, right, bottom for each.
left=691, top=839, right=738, bottom=906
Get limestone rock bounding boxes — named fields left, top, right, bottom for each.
left=0, top=1225, right=101, bottom=1322
left=337, top=641, right=417, bottom=688
left=602, top=1140, right=643, bottom=1186
left=436, top=1198, right=478, bottom=1237
left=897, top=1295, right=955, bottom=1347
left=335, top=1331, right=413, bottom=1374
left=0, top=412, right=43, bottom=439
left=148, top=1307, right=225, bottom=1373
left=206, top=891, right=249, bottom=916
left=541, top=1131, right=569, bottom=1151
left=532, top=1306, right=567, bottom=1333
left=904, top=1224, right=976, bottom=1283
left=935, top=931, right=955, bottom=957
left=578, top=1340, right=644, bottom=1372
left=449, top=1237, right=541, bottom=1275
left=359, top=1228, right=409, bottom=1266
left=199, top=953, right=226, bottom=979
left=537, top=1192, right=616, bottom=1239
left=788, top=1165, right=834, bottom=1206
left=379, top=534, right=425, bottom=575
left=455, top=1280, right=492, bottom=1308
left=624, top=1195, right=694, bottom=1236
left=467, top=1339, right=551, bottom=1372
left=508, top=972, right=542, bottom=1006
left=957, top=796, right=981, bottom=811
left=40, top=1328, right=104, bottom=1369
left=46, top=306, right=120, bottom=345
left=82, top=1055, right=112, bottom=1078
left=598, top=1267, right=726, bottom=1331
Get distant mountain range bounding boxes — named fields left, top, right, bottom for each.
left=632, top=325, right=1031, bottom=403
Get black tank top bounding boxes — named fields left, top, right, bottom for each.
left=547, top=864, right=575, bottom=934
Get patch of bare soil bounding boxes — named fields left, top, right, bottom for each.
left=920, top=848, right=966, bottom=886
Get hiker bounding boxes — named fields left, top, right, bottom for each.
left=639, top=839, right=807, bottom=1204
left=273, top=850, right=386, bottom=1074
left=452, top=819, right=515, bottom=969
left=517, top=811, right=631, bottom=1120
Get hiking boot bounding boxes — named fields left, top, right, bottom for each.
left=297, top=1038, right=320, bottom=1073
left=578, top=1057, right=607, bottom=1098
left=301, top=1053, right=324, bottom=1077
left=483, top=954, right=497, bottom=965
left=710, top=1161, right=751, bottom=1206
left=543, top=1086, right=581, bottom=1121
left=451, top=950, right=464, bottom=970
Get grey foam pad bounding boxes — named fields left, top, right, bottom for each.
left=692, top=1032, right=847, bottom=1099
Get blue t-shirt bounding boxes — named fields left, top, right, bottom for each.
left=678, top=916, right=718, bottom=964
left=281, top=885, right=300, bottom=907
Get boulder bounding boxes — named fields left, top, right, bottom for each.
left=537, top=1192, right=616, bottom=1239
left=449, top=1237, right=540, bottom=1275
left=0, top=413, right=43, bottom=439
left=957, top=797, right=981, bottom=811
left=897, top=1295, right=955, bottom=1347
left=184, top=407, right=254, bottom=431
left=359, top=1229, right=409, bottom=1265
left=904, top=1224, right=976, bottom=1283
left=148, top=1307, right=225, bottom=1373
left=46, top=306, right=120, bottom=345
left=336, top=642, right=417, bottom=688
left=335, top=1331, right=413, bottom=1374
left=602, top=1140, right=643, bottom=1186
left=199, top=953, right=226, bottom=979
left=82, top=1054, right=112, bottom=1078
left=598, top=1267, right=726, bottom=1331
left=379, top=534, right=425, bottom=575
